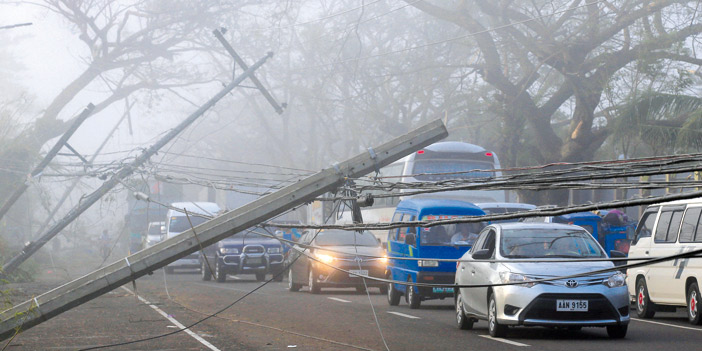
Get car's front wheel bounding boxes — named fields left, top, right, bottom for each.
left=636, top=277, right=656, bottom=318
left=288, top=268, right=301, bottom=292
left=687, top=282, right=702, bottom=325
left=308, top=268, right=320, bottom=294
left=201, top=259, right=211, bottom=281
left=488, top=293, right=507, bottom=337
left=387, top=282, right=401, bottom=306
left=215, top=259, right=226, bottom=283
left=406, top=277, right=421, bottom=309
left=606, top=325, right=628, bottom=339
left=455, top=292, right=474, bottom=330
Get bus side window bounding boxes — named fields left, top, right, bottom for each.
left=667, top=210, right=684, bottom=243
left=389, top=212, right=403, bottom=242
left=680, top=207, right=701, bottom=243
left=634, top=210, right=657, bottom=244
left=695, top=209, right=702, bottom=242
left=398, top=214, right=413, bottom=242
left=654, top=211, right=672, bottom=243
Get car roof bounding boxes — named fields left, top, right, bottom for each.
left=475, top=202, right=537, bottom=210
left=494, top=222, right=586, bottom=231
left=651, top=197, right=702, bottom=206
left=396, top=198, right=484, bottom=214
left=169, top=202, right=221, bottom=216
left=557, top=212, right=601, bottom=221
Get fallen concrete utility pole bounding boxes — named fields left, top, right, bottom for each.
left=0, top=104, right=95, bottom=224
left=0, top=119, right=447, bottom=340
left=1, top=52, right=273, bottom=276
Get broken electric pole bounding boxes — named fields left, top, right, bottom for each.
left=0, top=119, right=448, bottom=340
left=0, top=104, right=95, bottom=224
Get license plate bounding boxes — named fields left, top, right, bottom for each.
left=349, top=269, right=368, bottom=277
left=432, top=287, right=453, bottom=294
left=247, top=257, right=262, bottom=265
left=556, top=299, right=588, bottom=312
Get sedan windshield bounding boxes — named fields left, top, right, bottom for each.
left=500, top=228, right=604, bottom=258
left=168, top=216, right=209, bottom=233
left=315, top=230, right=379, bottom=247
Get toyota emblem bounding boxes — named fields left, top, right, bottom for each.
left=565, top=279, right=579, bottom=288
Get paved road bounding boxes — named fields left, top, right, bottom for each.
left=9, top=270, right=702, bottom=350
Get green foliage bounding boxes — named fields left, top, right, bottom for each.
left=613, top=92, right=702, bottom=154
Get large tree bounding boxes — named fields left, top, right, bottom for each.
left=405, top=0, right=702, bottom=169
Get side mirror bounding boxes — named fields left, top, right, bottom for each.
left=405, top=233, right=416, bottom=246
left=610, top=250, right=627, bottom=270
left=381, top=242, right=388, bottom=250
left=472, top=249, right=492, bottom=260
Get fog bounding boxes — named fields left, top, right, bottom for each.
left=0, top=0, right=701, bottom=281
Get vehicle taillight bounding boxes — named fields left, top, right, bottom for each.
left=485, top=152, right=493, bottom=157
left=417, top=150, right=425, bottom=154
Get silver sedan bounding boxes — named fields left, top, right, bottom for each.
left=455, top=223, right=629, bottom=338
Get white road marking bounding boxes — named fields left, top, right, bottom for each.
left=632, top=318, right=702, bottom=331
left=120, top=287, right=221, bottom=351
left=327, top=297, right=351, bottom=303
left=229, top=275, right=242, bottom=280
left=387, top=311, right=420, bottom=319
left=479, top=335, right=530, bottom=347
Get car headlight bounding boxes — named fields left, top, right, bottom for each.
left=499, top=271, right=535, bottom=288
left=219, top=247, right=239, bottom=254
left=315, top=253, right=335, bottom=264
left=268, top=247, right=282, bottom=254
left=604, top=272, right=626, bottom=288
left=378, top=256, right=388, bottom=265
left=418, top=260, right=439, bottom=267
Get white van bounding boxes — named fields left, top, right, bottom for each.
left=165, top=202, right=221, bottom=274
left=627, top=198, right=702, bottom=325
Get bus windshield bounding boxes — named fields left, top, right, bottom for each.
left=419, top=216, right=485, bottom=246
left=412, top=160, right=493, bottom=181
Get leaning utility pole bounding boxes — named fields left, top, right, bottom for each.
left=0, top=104, right=95, bottom=224
left=0, top=119, right=448, bottom=340
left=1, top=52, right=273, bottom=276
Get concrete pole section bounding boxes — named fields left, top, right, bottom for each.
left=0, top=119, right=448, bottom=340
left=0, top=104, right=95, bottom=223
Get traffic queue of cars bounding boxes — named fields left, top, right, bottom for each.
left=157, top=196, right=702, bottom=339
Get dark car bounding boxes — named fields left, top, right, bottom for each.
left=286, top=229, right=388, bottom=294
left=200, top=231, right=285, bottom=282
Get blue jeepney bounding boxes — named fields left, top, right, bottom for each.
left=523, top=211, right=632, bottom=254
left=386, top=199, right=486, bottom=309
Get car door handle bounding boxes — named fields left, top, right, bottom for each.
left=645, top=251, right=649, bottom=255
left=470, top=269, right=475, bottom=275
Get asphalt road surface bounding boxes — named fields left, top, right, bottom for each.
left=8, top=270, right=702, bottom=350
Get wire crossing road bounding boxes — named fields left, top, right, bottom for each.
left=8, top=272, right=702, bottom=350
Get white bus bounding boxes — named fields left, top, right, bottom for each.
left=343, top=141, right=507, bottom=240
